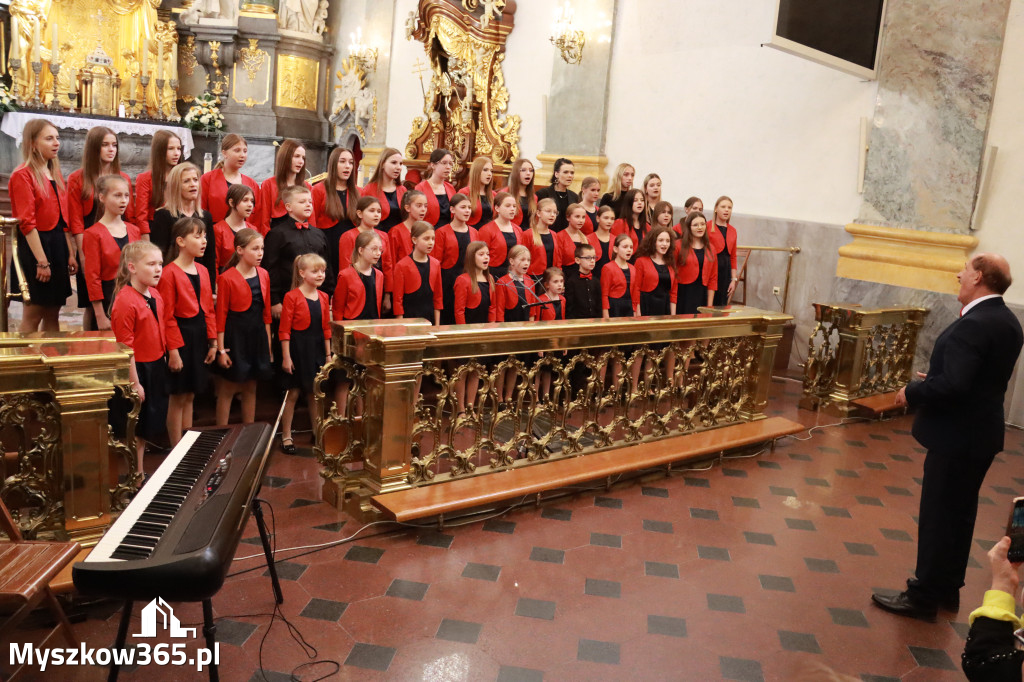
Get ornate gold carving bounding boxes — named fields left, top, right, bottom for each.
left=461, top=0, right=505, bottom=28
left=108, top=383, right=141, bottom=512
left=181, top=35, right=198, bottom=77
left=231, top=40, right=271, bottom=108
left=207, top=39, right=229, bottom=100
left=238, top=39, right=266, bottom=83
left=0, top=393, right=63, bottom=538
left=276, top=54, right=319, bottom=111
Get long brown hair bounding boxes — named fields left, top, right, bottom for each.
left=148, top=130, right=182, bottom=209
left=110, top=241, right=162, bottom=313
left=214, top=133, right=247, bottom=171
left=225, top=227, right=263, bottom=270
left=324, top=146, right=359, bottom=224
left=80, top=126, right=120, bottom=200
left=637, top=225, right=676, bottom=263
left=676, top=212, right=710, bottom=268
left=164, top=216, right=206, bottom=264
left=274, top=139, right=306, bottom=198
left=162, top=163, right=202, bottom=217
left=20, top=119, right=65, bottom=193
left=366, top=147, right=403, bottom=189
left=463, top=240, right=493, bottom=296
left=466, top=156, right=494, bottom=217
left=508, top=158, right=537, bottom=219
left=618, top=188, right=649, bottom=239
left=226, top=183, right=255, bottom=220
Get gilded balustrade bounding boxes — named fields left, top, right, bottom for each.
left=314, top=308, right=791, bottom=520
left=799, top=303, right=927, bottom=415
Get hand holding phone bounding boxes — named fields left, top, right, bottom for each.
left=1005, top=496, right=1024, bottom=563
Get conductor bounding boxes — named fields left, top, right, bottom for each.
left=872, top=253, right=1023, bottom=621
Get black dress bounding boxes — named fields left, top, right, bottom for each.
left=435, top=194, right=452, bottom=228
left=471, top=196, right=492, bottom=228
left=535, top=185, right=579, bottom=233
left=322, top=189, right=355, bottom=277
left=713, top=223, right=732, bottom=307
left=135, top=294, right=169, bottom=442
left=640, top=262, right=671, bottom=316
left=517, top=195, right=532, bottom=228
left=441, top=230, right=472, bottom=325
left=607, top=267, right=634, bottom=319
left=150, top=208, right=216, bottom=273
left=379, top=190, right=402, bottom=232
left=464, top=282, right=491, bottom=324
left=503, top=278, right=531, bottom=323
left=75, top=195, right=103, bottom=308
left=13, top=180, right=72, bottom=307
left=222, top=274, right=271, bottom=383
left=168, top=270, right=210, bottom=395
left=90, top=233, right=129, bottom=329
left=358, top=270, right=379, bottom=319
left=285, top=297, right=326, bottom=393
left=403, top=259, right=435, bottom=323
left=593, top=237, right=611, bottom=276
left=678, top=248, right=709, bottom=315
left=490, top=229, right=518, bottom=280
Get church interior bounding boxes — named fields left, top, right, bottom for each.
left=2, top=0, right=1024, bottom=679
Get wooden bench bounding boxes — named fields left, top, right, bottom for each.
left=371, top=417, right=805, bottom=522
left=851, top=391, right=906, bottom=416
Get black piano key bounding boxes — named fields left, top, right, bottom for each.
left=123, top=534, right=159, bottom=548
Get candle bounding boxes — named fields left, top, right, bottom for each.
left=157, top=40, right=163, bottom=81
left=10, top=18, right=18, bottom=61
left=32, top=20, right=40, bottom=62
left=141, top=40, right=148, bottom=77
left=171, top=42, right=177, bottom=77
left=128, top=75, right=135, bottom=99
left=51, top=22, right=58, bottom=64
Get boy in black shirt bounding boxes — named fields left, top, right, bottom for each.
left=564, top=243, right=601, bottom=319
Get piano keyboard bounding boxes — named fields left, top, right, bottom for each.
left=87, top=429, right=228, bottom=563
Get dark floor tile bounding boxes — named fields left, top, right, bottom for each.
left=869, top=434, right=891, bottom=442
left=818, top=446, right=841, bottom=454
left=265, top=560, right=306, bottom=581
left=759, top=574, right=795, bottom=592
left=836, top=469, right=860, bottom=478
left=846, top=440, right=867, bottom=448
left=914, top=447, right=927, bottom=454
left=240, top=536, right=262, bottom=546
left=541, top=507, right=573, bottom=521
left=386, top=579, right=429, bottom=601
left=645, top=561, right=680, bottom=578
left=865, top=461, right=887, bottom=470
left=417, top=532, right=455, bottom=549
left=885, top=486, right=912, bottom=496
left=856, top=496, right=884, bottom=507
left=845, top=542, right=878, bottom=556
left=345, top=545, right=384, bottom=564
left=969, top=555, right=983, bottom=569
left=462, top=562, right=502, bottom=581
left=720, top=656, right=764, bottom=682
left=913, top=477, right=924, bottom=485
left=890, top=454, right=912, bottom=462
left=590, top=532, right=622, bottom=548
left=789, top=453, right=813, bottom=462
left=262, top=475, right=291, bottom=488
left=515, top=597, right=556, bottom=621
left=769, top=486, right=797, bottom=497
left=288, top=498, right=320, bottom=509
left=723, top=468, right=748, bottom=477
left=892, top=428, right=912, bottom=435
left=248, top=672, right=292, bottom=682
left=707, top=593, right=745, bottom=614
left=594, top=496, right=623, bottom=509
left=299, top=597, right=348, bottom=622
left=436, top=618, right=482, bottom=644
left=641, top=486, right=669, bottom=498
left=496, top=666, right=544, bottom=682
left=992, top=485, right=1017, bottom=496
left=577, top=639, right=620, bottom=665
left=648, top=614, right=687, bottom=637
left=949, top=621, right=971, bottom=639
left=804, top=477, right=830, bottom=487
left=829, top=607, right=869, bottom=627
left=880, top=528, right=913, bottom=542
left=690, top=507, right=719, bottom=521
left=312, top=521, right=346, bottom=532
left=697, top=545, right=731, bottom=561
left=805, top=558, right=840, bottom=573
left=908, top=645, right=956, bottom=670
left=684, top=477, right=710, bottom=488
left=975, top=538, right=997, bottom=551
left=345, top=642, right=396, bottom=671
left=757, top=460, right=782, bottom=470
left=530, top=547, right=565, bottom=564
left=483, top=519, right=517, bottom=534
left=642, top=519, right=673, bottom=534
left=744, top=531, right=776, bottom=546
left=980, top=496, right=996, bottom=506
left=860, top=676, right=900, bottom=682
left=785, top=518, right=816, bottom=531
left=215, top=619, right=257, bottom=647
left=822, top=506, right=852, bottom=518
left=779, top=630, right=821, bottom=654
left=585, top=578, right=621, bottom=598
left=733, top=496, right=760, bottom=508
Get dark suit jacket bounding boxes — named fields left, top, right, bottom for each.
left=906, top=297, right=1023, bottom=456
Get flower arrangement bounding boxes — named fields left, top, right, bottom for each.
left=0, top=82, right=18, bottom=113
left=183, top=92, right=224, bottom=132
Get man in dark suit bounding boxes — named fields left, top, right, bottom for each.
left=872, top=253, right=1023, bottom=621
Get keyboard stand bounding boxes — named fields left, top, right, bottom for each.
left=252, top=497, right=283, bottom=605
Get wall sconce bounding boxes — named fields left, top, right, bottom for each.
left=348, top=27, right=378, bottom=72
left=550, top=2, right=585, bottom=65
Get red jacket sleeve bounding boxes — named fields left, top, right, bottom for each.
left=495, top=280, right=505, bottom=322
left=600, top=264, right=613, bottom=310
left=134, top=173, right=152, bottom=232
left=630, top=265, right=640, bottom=312
left=9, top=170, right=40, bottom=236
left=488, top=282, right=497, bottom=322
left=706, top=251, right=719, bottom=291
left=454, top=274, right=468, bottom=324
left=216, top=271, right=231, bottom=333
left=200, top=170, right=212, bottom=215
left=158, top=266, right=184, bottom=350
left=320, top=291, right=331, bottom=339
left=669, top=265, right=678, bottom=304
left=332, top=271, right=349, bottom=321
left=258, top=180, right=274, bottom=235
left=431, top=258, right=443, bottom=312
left=392, top=259, right=407, bottom=316
left=279, top=290, right=296, bottom=340
left=199, top=265, right=216, bottom=340
left=111, top=293, right=137, bottom=349
left=67, top=172, right=86, bottom=236
left=260, top=270, right=272, bottom=324
left=380, top=230, right=394, bottom=293
left=82, top=229, right=105, bottom=302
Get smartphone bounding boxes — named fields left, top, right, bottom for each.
left=1006, top=496, right=1024, bottom=562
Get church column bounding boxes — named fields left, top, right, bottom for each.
left=536, top=0, right=617, bottom=191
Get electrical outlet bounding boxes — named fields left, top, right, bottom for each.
left=772, top=286, right=781, bottom=296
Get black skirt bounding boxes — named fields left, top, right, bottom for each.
left=713, top=249, right=731, bottom=307
left=14, top=228, right=72, bottom=307
left=678, top=281, right=709, bottom=315
left=168, top=313, right=211, bottom=395
left=283, top=304, right=326, bottom=393
left=607, top=294, right=633, bottom=319
left=135, top=358, right=169, bottom=442
left=221, top=305, right=271, bottom=383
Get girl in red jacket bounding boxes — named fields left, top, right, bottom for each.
left=213, top=184, right=257, bottom=272
left=503, top=157, right=536, bottom=227
left=279, top=253, right=331, bottom=454
left=109, top=241, right=168, bottom=471
left=555, top=203, right=590, bottom=275
left=160, top=216, right=217, bottom=445
left=434, top=193, right=479, bottom=324
left=709, top=195, right=738, bottom=306
left=83, top=175, right=140, bottom=331
left=453, top=241, right=496, bottom=416
left=389, top=190, right=428, bottom=264
left=676, top=212, right=717, bottom=315
left=611, top=188, right=648, bottom=258
left=520, top=197, right=561, bottom=285
left=635, top=227, right=677, bottom=317
left=601, top=234, right=639, bottom=319
left=580, top=176, right=601, bottom=234
left=414, top=148, right=456, bottom=227
left=477, top=191, right=522, bottom=280
left=337, top=196, right=394, bottom=309
left=201, top=133, right=260, bottom=225
left=458, top=156, right=495, bottom=228
left=587, top=205, right=615, bottom=277
left=495, top=245, right=536, bottom=404
left=215, top=228, right=272, bottom=425
left=332, top=231, right=384, bottom=415
left=535, top=266, right=566, bottom=403
left=361, top=147, right=406, bottom=233
left=258, top=139, right=311, bottom=234
left=313, top=146, right=360, bottom=276
left=134, top=129, right=181, bottom=235
left=393, top=221, right=442, bottom=324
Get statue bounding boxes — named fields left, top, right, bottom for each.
left=181, top=0, right=238, bottom=25
left=279, top=0, right=325, bottom=35
left=330, top=57, right=376, bottom=144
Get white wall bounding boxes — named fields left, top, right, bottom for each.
left=973, top=0, right=1024, bottom=305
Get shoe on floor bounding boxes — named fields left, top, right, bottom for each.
left=281, top=438, right=297, bottom=455
left=870, top=591, right=937, bottom=622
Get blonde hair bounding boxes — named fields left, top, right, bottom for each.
left=162, top=162, right=202, bottom=216
left=530, top=197, right=556, bottom=243
left=466, top=156, right=494, bottom=217
left=109, top=241, right=162, bottom=313
left=607, top=163, right=635, bottom=200
left=507, top=244, right=530, bottom=271
left=291, top=252, right=327, bottom=289
left=21, top=119, right=65, bottom=193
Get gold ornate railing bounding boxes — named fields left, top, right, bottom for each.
left=0, top=215, right=32, bottom=331
left=313, top=308, right=791, bottom=519
left=799, top=302, right=927, bottom=415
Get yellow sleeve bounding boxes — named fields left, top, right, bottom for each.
left=969, top=590, right=1023, bottom=626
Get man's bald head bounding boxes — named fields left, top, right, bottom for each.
left=970, top=253, right=1013, bottom=295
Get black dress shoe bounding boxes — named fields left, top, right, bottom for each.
left=939, top=593, right=959, bottom=612
left=871, top=591, right=937, bottom=622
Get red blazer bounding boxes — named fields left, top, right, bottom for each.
left=213, top=219, right=257, bottom=272
left=495, top=274, right=537, bottom=322
left=201, top=168, right=259, bottom=224
left=676, top=246, right=719, bottom=289
left=708, top=221, right=738, bottom=270
left=600, top=262, right=639, bottom=312
left=555, top=230, right=588, bottom=268
left=584, top=208, right=598, bottom=235
left=635, top=256, right=678, bottom=303
left=497, top=186, right=532, bottom=226
left=535, top=294, right=566, bottom=321
left=393, top=256, right=442, bottom=316
left=434, top=224, right=480, bottom=270
left=611, top=219, right=640, bottom=252
left=82, top=222, right=141, bottom=302
left=477, top=220, right=523, bottom=269
left=215, top=266, right=271, bottom=332
left=67, top=169, right=135, bottom=236
left=111, top=286, right=167, bottom=362
left=414, top=179, right=456, bottom=226
left=520, top=228, right=565, bottom=277
left=279, top=288, right=331, bottom=341
left=454, top=273, right=497, bottom=323
left=158, top=261, right=216, bottom=349
left=333, top=266, right=384, bottom=321
left=133, top=171, right=154, bottom=233
left=258, top=178, right=315, bottom=235
left=312, top=182, right=359, bottom=230
left=338, top=228, right=394, bottom=293
left=456, top=186, right=494, bottom=227
left=389, top=222, right=414, bottom=264
left=9, top=165, right=69, bottom=236
left=361, top=182, right=407, bottom=225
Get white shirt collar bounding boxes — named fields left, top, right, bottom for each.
left=961, top=293, right=1001, bottom=317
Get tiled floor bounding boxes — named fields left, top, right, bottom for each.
left=15, top=377, right=1024, bottom=681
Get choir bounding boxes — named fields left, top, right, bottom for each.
left=7, top=118, right=740, bottom=451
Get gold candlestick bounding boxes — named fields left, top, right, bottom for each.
left=168, top=78, right=179, bottom=122
left=155, top=77, right=165, bottom=120
left=10, top=58, right=23, bottom=105
left=30, top=60, right=42, bottom=107
left=139, top=74, right=150, bottom=118
left=48, top=62, right=61, bottom=111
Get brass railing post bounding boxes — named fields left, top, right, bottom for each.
left=741, top=312, right=790, bottom=420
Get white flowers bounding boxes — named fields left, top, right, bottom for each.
left=0, top=83, right=17, bottom=113
left=183, top=92, right=224, bottom=132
